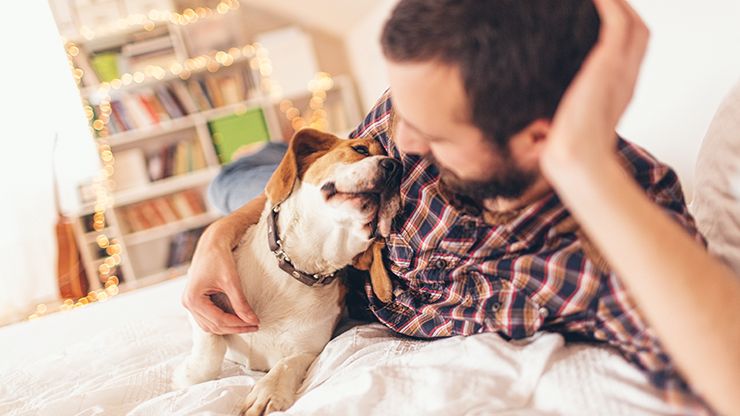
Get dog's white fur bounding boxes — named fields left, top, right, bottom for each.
left=174, top=146, right=397, bottom=415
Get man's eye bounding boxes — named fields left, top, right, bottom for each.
left=352, top=145, right=370, bottom=156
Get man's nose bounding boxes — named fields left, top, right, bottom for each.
left=394, top=121, right=430, bottom=155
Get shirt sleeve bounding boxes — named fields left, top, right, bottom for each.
left=597, top=143, right=712, bottom=411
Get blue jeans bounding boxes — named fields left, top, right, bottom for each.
left=207, top=142, right=288, bottom=214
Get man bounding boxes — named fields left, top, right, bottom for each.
left=185, top=0, right=708, bottom=411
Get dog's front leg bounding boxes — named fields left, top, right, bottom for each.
left=172, top=314, right=228, bottom=389
left=240, top=352, right=317, bottom=416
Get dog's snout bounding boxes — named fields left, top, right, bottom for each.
left=380, top=158, right=401, bottom=182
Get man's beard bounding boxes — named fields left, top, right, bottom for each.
left=426, top=149, right=538, bottom=202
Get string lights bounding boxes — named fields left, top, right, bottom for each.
left=29, top=2, right=336, bottom=321
left=72, top=0, right=240, bottom=42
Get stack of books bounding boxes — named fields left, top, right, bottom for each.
left=187, top=68, right=257, bottom=111
left=146, top=139, right=207, bottom=181
left=103, top=81, right=197, bottom=134
left=117, top=189, right=207, bottom=233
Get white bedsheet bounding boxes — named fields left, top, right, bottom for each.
left=0, top=277, right=684, bottom=416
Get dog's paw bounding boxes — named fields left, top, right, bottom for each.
left=240, top=383, right=294, bottom=416
left=171, top=360, right=216, bottom=390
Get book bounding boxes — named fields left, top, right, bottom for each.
left=168, top=193, right=193, bottom=218
left=142, top=92, right=171, bottom=122
left=154, top=85, right=184, bottom=118
left=139, top=200, right=166, bottom=228
left=170, top=81, right=199, bottom=115
left=182, top=189, right=206, bottom=214
left=137, top=95, right=160, bottom=124
left=121, top=94, right=154, bottom=128
left=187, top=79, right=211, bottom=112
left=90, top=51, right=121, bottom=82
left=196, top=78, right=215, bottom=109
left=110, top=100, right=134, bottom=131
left=208, top=108, right=270, bottom=164
left=218, top=74, right=243, bottom=106
left=152, top=197, right=180, bottom=223
left=205, top=76, right=225, bottom=108
left=190, top=140, right=206, bottom=170
left=147, top=151, right=164, bottom=181
left=173, top=140, right=189, bottom=175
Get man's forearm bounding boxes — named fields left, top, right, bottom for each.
left=201, top=193, right=267, bottom=250
left=546, top=152, right=740, bottom=412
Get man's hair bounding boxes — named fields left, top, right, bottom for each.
left=381, top=0, right=600, bottom=147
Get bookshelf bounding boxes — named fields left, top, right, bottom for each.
left=67, top=12, right=363, bottom=294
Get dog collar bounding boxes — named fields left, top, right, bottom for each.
left=267, top=204, right=338, bottom=287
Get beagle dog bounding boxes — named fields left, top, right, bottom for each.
left=173, top=128, right=401, bottom=415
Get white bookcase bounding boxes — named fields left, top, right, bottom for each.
left=66, top=14, right=362, bottom=294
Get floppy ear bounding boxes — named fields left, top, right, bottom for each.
left=352, top=241, right=393, bottom=303
left=264, top=128, right=338, bottom=205
left=376, top=193, right=401, bottom=238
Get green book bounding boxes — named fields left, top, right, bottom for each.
left=91, top=52, right=120, bottom=82
left=208, top=108, right=270, bottom=164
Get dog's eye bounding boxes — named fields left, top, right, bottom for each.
left=352, top=145, right=370, bottom=156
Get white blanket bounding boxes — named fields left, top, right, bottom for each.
left=0, top=277, right=683, bottom=415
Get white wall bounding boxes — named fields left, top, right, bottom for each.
left=620, top=0, right=740, bottom=198
left=0, top=1, right=100, bottom=323
left=345, top=0, right=399, bottom=112
left=344, top=0, right=740, bottom=197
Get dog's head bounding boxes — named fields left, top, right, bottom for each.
left=265, top=128, right=402, bottom=239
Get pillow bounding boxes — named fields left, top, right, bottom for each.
left=690, top=79, right=740, bottom=274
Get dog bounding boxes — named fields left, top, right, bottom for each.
left=173, top=128, right=401, bottom=415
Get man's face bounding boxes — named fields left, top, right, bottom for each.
left=387, top=60, right=539, bottom=201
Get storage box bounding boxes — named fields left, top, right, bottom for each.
left=208, top=109, right=270, bottom=164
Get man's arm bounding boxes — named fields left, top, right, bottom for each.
left=540, top=0, right=740, bottom=412
left=182, top=193, right=266, bottom=335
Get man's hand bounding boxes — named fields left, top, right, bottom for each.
left=182, top=224, right=260, bottom=334
left=541, top=0, right=649, bottom=176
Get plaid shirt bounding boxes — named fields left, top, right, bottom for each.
left=349, top=91, right=710, bottom=413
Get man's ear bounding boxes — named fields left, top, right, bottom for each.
left=264, top=128, right=338, bottom=205
left=509, top=118, right=551, bottom=167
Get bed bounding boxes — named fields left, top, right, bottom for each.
left=0, top=275, right=689, bottom=416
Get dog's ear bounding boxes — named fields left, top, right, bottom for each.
left=376, top=193, right=401, bottom=238
left=265, top=128, right=338, bottom=205
left=352, top=241, right=393, bottom=303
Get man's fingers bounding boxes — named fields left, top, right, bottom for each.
left=592, top=0, right=631, bottom=50
left=223, top=280, right=260, bottom=326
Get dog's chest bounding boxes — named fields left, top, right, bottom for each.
left=226, top=223, right=343, bottom=370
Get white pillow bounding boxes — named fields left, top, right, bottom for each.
left=690, top=79, right=740, bottom=274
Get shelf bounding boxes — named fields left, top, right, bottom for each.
left=80, top=53, right=253, bottom=97
left=115, top=167, right=220, bottom=206
left=107, top=115, right=199, bottom=148
left=200, top=96, right=268, bottom=121
left=123, top=211, right=220, bottom=246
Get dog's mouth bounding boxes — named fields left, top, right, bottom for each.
left=321, top=182, right=381, bottom=206
left=321, top=182, right=384, bottom=234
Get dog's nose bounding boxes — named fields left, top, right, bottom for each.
left=380, top=158, right=401, bottom=180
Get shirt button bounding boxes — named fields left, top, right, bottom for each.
left=491, top=302, right=501, bottom=312
left=538, top=307, right=549, bottom=318
left=463, top=221, right=477, bottom=232
left=434, top=259, right=448, bottom=269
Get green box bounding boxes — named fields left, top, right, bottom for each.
left=208, top=108, right=270, bottom=164
left=91, top=52, right=120, bottom=82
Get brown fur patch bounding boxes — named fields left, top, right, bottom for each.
left=304, top=137, right=385, bottom=185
